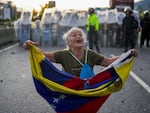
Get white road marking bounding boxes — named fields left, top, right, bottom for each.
left=0, top=43, right=19, bottom=53
left=130, top=71, right=150, bottom=93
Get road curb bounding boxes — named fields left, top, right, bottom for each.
left=0, top=43, right=20, bottom=53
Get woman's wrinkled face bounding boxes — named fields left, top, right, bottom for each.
left=68, top=30, right=84, bottom=48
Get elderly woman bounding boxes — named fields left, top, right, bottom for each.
left=24, top=27, right=137, bottom=77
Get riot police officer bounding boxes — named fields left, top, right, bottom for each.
left=122, top=7, right=138, bottom=52
left=140, top=10, right=150, bottom=47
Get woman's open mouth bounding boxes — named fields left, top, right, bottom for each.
left=76, top=39, right=82, bottom=44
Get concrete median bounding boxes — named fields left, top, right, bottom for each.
left=0, top=27, right=17, bottom=46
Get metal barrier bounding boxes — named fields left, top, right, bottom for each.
left=13, top=8, right=140, bottom=48
left=0, top=27, right=16, bottom=46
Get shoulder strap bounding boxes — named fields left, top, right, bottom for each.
left=69, top=49, right=88, bottom=66
left=85, top=49, right=88, bottom=64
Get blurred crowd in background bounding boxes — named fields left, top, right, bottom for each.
left=13, top=7, right=150, bottom=49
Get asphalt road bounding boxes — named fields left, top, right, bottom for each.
left=0, top=44, right=150, bottom=113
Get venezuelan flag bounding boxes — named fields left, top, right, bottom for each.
left=29, top=45, right=135, bottom=113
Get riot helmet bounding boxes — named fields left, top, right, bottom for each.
left=88, top=8, right=95, bottom=15
left=143, top=10, right=149, bottom=17
left=124, top=7, right=132, bottom=15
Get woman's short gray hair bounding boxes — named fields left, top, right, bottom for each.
left=63, top=27, right=86, bottom=48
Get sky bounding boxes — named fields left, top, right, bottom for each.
left=1, top=0, right=111, bottom=10
left=1, top=0, right=142, bottom=11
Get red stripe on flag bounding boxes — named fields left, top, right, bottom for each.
left=63, top=70, right=113, bottom=90
left=63, top=77, right=84, bottom=90
left=89, top=70, right=112, bottom=86
left=58, top=95, right=110, bottom=113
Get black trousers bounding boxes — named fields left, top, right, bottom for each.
left=140, top=31, right=150, bottom=47
left=88, top=29, right=100, bottom=52
left=123, top=30, right=136, bottom=51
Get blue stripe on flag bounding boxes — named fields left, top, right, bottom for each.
left=40, top=58, right=75, bottom=84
